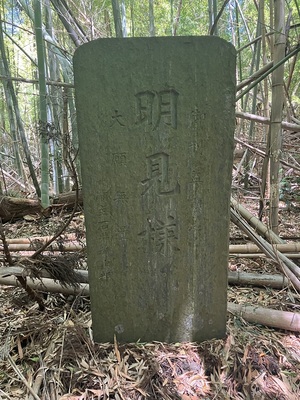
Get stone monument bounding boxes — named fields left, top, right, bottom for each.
left=74, top=36, right=236, bottom=343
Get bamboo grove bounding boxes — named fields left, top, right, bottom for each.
left=0, top=0, right=299, bottom=230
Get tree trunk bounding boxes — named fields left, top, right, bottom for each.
left=0, top=190, right=83, bottom=221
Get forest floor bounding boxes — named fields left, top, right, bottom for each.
left=0, top=193, right=299, bottom=400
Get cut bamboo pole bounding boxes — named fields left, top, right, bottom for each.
left=5, top=234, right=78, bottom=244
left=236, top=110, right=300, bottom=132
left=2, top=242, right=300, bottom=255
left=0, top=266, right=89, bottom=283
left=0, top=266, right=290, bottom=290
left=0, top=275, right=89, bottom=296
left=1, top=275, right=298, bottom=332
left=230, top=253, right=300, bottom=259
left=2, top=241, right=300, bottom=254
left=230, top=242, right=300, bottom=253
left=228, top=302, right=300, bottom=332
left=228, top=271, right=290, bottom=288
left=0, top=243, right=84, bottom=252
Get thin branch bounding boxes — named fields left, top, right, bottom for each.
left=7, top=354, right=41, bottom=400
left=210, top=0, right=230, bottom=35
left=236, top=110, right=300, bottom=132
left=236, top=45, right=300, bottom=102
left=0, top=219, right=45, bottom=310
left=31, top=148, right=80, bottom=258
left=234, top=136, right=300, bottom=173
left=0, top=75, right=74, bottom=88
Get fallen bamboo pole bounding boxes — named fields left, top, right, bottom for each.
left=1, top=274, right=298, bottom=332
left=0, top=275, right=89, bottom=296
left=230, top=206, right=300, bottom=290
left=3, top=241, right=300, bottom=254
left=0, top=266, right=89, bottom=283
left=5, top=233, right=78, bottom=244
left=230, top=242, right=300, bottom=253
left=230, top=253, right=300, bottom=259
left=228, top=271, right=290, bottom=288
left=0, top=243, right=84, bottom=252
left=230, top=197, right=284, bottom=244
left=0, top=267, right=291, bottom=290
left=236, top=111, right=300, bottom=132
left=228, top=302, right=300, bottom=332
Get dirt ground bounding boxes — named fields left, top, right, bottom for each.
left=0, top=195, right=299, bottom=400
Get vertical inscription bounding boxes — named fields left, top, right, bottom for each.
left=140, top=149, right=180, bottom=258
left=187, top=169, right=203, bottom=200
left=112, top=152, right=129, bottom=238
left=96, top=220, right=111, bottom=254
left=190, top=106, right=204, bottom=130
left=113, top=191, right=129, bottom=238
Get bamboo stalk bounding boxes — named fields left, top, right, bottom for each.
left=228, top=302, right=300, bottom=332
left=236, top=110, right=300, bottom=132
left=5, top=234, right=79, bottom=244
left=269, top=0, right=286, bottom=233
left=0, top=275, right=89, bottom=296
left=230, top=206, right=300, bottom=290
left=2, top=240, right=300, bottom=256
left=0, top=243, right=84, bottom=252
left=230, top=242, right=300, bottom=253
left=1, top=274, right=298, bottom=332
left=2, top=241, right=300, bottom=254
left=228, top=271, right=290, bottom=288
left=34, top=0, right=50, bottom=207
left=230, top=253, right=300, bottom=259
left=0, top=266, right=290, bottom=290
left=231, top=197, right=284, bottom=244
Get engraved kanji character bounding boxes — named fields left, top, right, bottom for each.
left=135, top=89, right=179, bottom=129
left=154, top=216, right=178, bottom=254
left=139, top=215, right=179, bottom=256
left=113, top=152, right=127, bottom=166
left=110, top=109, right=125, bottom=127
left=141, top=152, right=180, bottom=196
left=135, top=91, right=155, bottom=125
left=114, top=191, right=128, bottom=207
left=154, top=89, right=179, bottom=129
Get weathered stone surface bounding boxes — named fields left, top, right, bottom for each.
left=74, top=37, right=236, bottom=343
